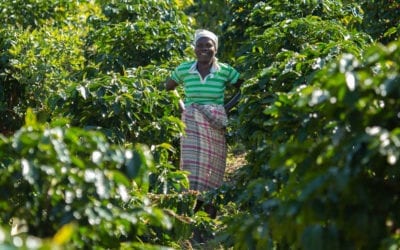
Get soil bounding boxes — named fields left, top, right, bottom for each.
left=225, top=152, right=247, bottom=180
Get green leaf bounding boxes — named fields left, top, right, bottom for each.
left=25, top=108, right=38, bottom=127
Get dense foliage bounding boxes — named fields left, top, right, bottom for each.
left=0, top=0, right=399, bottom=249
left=0, top=110, right=175, bottom=249
left=216, top=1, right=400, bottom=249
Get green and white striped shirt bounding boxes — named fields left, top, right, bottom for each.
left=171, top=60, right=240, bottom=105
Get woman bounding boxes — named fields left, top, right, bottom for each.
left=166, top=29, right=242, bottom=215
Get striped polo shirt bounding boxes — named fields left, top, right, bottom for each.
left=171, top=60, right=240, bottom=105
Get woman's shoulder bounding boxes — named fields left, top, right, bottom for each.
left=176, top=60, right=196, bottom=69
left=216, top=61, right=236, bottom=71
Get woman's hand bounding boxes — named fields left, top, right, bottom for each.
left=165, top=78, right=178, bottom=91
left=165, top=79, right=185, bottom=111
left=233, top=78, right=244, bottom=89
left=173, top=90, right=186, bottom=111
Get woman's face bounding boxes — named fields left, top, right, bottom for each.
left=195, top=37, right=216, bottom=63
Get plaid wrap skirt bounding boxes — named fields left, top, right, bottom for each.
left=180, top=104, right=227, bottom=191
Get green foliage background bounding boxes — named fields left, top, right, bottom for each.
left=0, top=0, right=399, bottom=249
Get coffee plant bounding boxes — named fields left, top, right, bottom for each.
left=1, top=0, right=399, bottom=249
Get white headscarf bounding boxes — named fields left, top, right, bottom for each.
left=194, top=29, right=218, bottom=50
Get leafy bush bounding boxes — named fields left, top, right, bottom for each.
left=219, top=0, right=363, bottom=60
left=217, top=0, right=399, bottom=246
left=7, top=25, right=86, bottom=116
left=0, top=0, right=192, bottom=134
left=212, top=1, right=400, bottom=249
left=358, top=0, right=400, bottom=44
left=53, top=67, right=183, bottom=143
left=0, top=110, right=179, bottom=248
left=0, top=1, right=97, bottom=133
left=85, top=0, right=193, bottom=73
left=0, top=26, right=24, bottom=134
left=52, top=67, right=188, bottom=194
left=267, top=39, right=400, bottom=250
left=0, top=0, right=78, bottom=29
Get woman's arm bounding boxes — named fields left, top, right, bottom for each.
left=233, top=78, right=244, bottom=89
left=224, top=79, right=244, bottom=113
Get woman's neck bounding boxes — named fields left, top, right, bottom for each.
left=196, top=60, right=213, bottom=79
left=197, top=59, right=213, bottom=69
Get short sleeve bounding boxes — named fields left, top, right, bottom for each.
left=171, top=67, right=182, bottom=84
left=228, top=66, right=240, bottom=85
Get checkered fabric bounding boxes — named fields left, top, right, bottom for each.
left=180, top=104, right=227, bottom=191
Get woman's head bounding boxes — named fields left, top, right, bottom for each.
left=194, top=29, right=218, bottom=63
left=194, top=29, right=218, bottom=49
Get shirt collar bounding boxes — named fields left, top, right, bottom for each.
left=189, top=59, right=220, bottom=74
